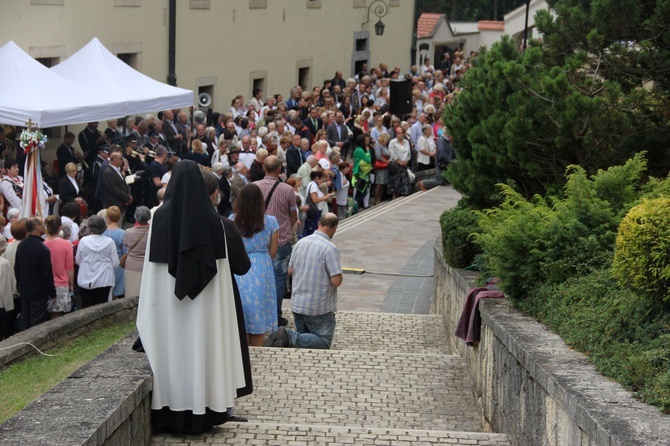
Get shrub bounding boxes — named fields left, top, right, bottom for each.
left=612, top=197, right=670, bottom=305
left=474, top=153, right=653, bottom=299
left=440, top=206, right=481, bottom=268
left=520, top=268, right=670, bottom=413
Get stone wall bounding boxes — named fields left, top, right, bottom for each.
left=0, top=333, right=152, bottom=446
left=433, top=240, right=670, bottom=446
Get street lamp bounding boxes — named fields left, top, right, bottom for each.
left=362, top=0, right=389, bottom=36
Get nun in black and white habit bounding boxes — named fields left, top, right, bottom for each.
left=136, top=160, right=252, bottom=434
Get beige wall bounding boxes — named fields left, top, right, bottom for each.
left=1, top=0, right=415, bottom=168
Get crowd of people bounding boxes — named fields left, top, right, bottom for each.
left=0, top=55, right=469, bottom=432
left=0, top=53, right=470, bottom=334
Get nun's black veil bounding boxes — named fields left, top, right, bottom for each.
left=149, top=160, right=226, bottom=300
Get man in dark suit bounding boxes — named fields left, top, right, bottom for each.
left=212, top=163, right=233, bottom=217
left=286, top=134, right=304, bottom=178
left=326, top=111, right=348, bottom=155
left=101, top=152, right=133, bottom=222
left=229, top=162, right=248, bottom=209
left=303, top=106, right=323, bottom=142
left=56, top=131, right=81, bottom=178
left=78, top=122, right=107, bottom=182
left=162, top=109, right=183, bottom=157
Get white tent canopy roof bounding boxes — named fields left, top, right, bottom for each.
left=0, top=41, right=126, bottom=128
left=52, top=38, right=194, bottom=117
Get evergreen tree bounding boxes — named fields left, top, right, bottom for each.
left=445, top=1, right=670, bottom=209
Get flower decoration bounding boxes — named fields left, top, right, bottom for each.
left=19, top=120, right=47, bottom=154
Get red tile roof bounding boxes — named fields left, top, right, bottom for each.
left=417, top=13, right=444, bottom=38
left=478, top=20, right=505, bottom=31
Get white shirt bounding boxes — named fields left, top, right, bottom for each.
left=67, top=175, right=79, bottom=194
left=416, top=136, right=436, bottom=165
left=61, top=216, right=79, bottom=242
left=307, top=181, right=325, bottom=212
left=211, top=150, right=230, bottom=168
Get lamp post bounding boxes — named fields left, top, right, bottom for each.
left=523, top=0, right=531, bottom=50
left=362, top=0, right=389, bottom=36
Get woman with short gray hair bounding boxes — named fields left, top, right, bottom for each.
left=76, top=215, right=119, bottom=308
left=122, top=206, right=151, bottom=298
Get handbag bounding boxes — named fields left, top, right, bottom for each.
left=374, top=159, right=389, bottom=170
left=120, top=229, right=147, bottom=268
left=304, top=189, right=319, bottom=219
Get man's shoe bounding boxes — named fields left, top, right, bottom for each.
left=278, top=316, right=289, bottom=327
left=263, top=327, right=289, bottom=347
left=227, top=415, right=248, bottom=422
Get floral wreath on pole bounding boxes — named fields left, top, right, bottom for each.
left=18, top=119, right=48, bottom=218
left=19, top=119, right=48, bottom=154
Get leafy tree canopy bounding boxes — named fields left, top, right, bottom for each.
left=444, top=0, right=670, bottom=209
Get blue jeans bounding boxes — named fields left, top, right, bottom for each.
left=273, top=243, right=292, bottom=317
left=287, top=312, right=336, bottom=349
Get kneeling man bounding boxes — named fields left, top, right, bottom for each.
left=264, top=213, right=342, bottom=349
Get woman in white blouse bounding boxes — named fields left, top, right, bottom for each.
left=416, top=125, right=436, bottom=171
left=387, top=127, right=413, bottom=200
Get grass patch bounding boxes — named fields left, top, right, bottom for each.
left=0, top=321, right=136, bottom=424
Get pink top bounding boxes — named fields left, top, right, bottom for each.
left=44, top=238, right=74, bottom=287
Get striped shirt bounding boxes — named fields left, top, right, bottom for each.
left=289, top=230, right=341, bottom=315
left=255, top=176, right=298, bottom=246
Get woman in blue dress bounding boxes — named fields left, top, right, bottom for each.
left=103, top=206, right=126, bottom=298
left=232, top=184, right=279, bottom=346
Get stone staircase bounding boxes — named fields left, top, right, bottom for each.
left=151, top=312, right=510, bottom=445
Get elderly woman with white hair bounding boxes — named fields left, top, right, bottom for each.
left=2, top=208, right=19, bottom=240
left=76, top=215, right=119, bottom=308
left=122, top=206, right=151, bottom=298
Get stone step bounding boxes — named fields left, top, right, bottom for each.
left=232, top=347, right=482, bottom=433
left=280, top=311, right=451, bottom=355
left=152, top=422, right=511, bottom=445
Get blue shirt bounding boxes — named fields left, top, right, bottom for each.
left=289, top=230, right=341, bottom=315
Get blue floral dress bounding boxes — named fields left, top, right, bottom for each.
left=233, top=214, right=279, bottom=335
left=103, top=228, right=126, bottom=297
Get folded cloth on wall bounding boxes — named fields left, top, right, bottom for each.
left=455, top=286, right=505, bottom=346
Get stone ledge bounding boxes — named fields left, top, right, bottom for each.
left=0, top=333, right=152, bottom=446
left=153, top=422, right=511, bottom=445
left=0, top=297, right=138, bottom=368
left=480, top=298, right=670, bottom=446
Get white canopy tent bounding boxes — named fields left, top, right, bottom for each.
left=0, top=41, right=126, bottom=127
left=52, top=38, right=194, bottom=116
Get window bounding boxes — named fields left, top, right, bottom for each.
left=354, top=60, right=368, bottom=75
left=189, top=0, right=210, bottom=9
left=356, top=38, right=368, bottom=52
left=35, top=57, right=60, bottom=68
left=253, top=78, right=265, bottom=98
left=117, top=53, right=139, bottom=70
left=114, top=0, right=141, bottom=6
left=30, top=0, right=64, bottom=5
left=249, top=0, right=267, bottom=9
left=298, top=67, right=311, bottom=90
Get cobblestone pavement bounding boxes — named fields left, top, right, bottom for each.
left=281, top=311, right=452, bottom=355
left=150, top=188, right=511, bottom=445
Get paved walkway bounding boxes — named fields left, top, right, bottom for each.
left=151, top=187, right=511, bottom=446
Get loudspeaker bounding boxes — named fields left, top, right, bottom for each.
left=390, top=79, right=412, bottom=116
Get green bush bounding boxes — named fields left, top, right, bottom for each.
left=474, top=153, right=654, bottom=299
left=519, top=268, right=670, bottom=413
left=612, top=198, right=670, bottom=305
left=439, top=206, right=481, bottom=268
